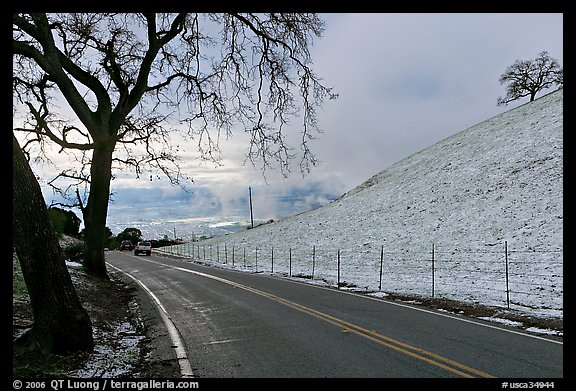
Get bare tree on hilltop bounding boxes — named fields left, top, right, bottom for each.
left=13, top=13, right=337, bottom=280
left=497, top=51, right=563, bottom=106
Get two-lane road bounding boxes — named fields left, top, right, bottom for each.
left=105, top=250, right=562, bottom=378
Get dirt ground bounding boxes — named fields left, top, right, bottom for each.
left=12, top=260, right=180, bottom=378
left=13, top=256, right=562, bottom=378
left=382, top=292, right=563, bottom=333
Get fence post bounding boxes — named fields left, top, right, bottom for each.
left=505, top=241, right=510, bottom=309
left=232, top=245, right=235, bottom=267
left=312, top=245, right=316, bottom=279
left=255, top=247, right=258, bottom=272
left=337, top=249, right=341, bottom=289
left=379, top=245, right=384, bottom=291
left=271, top=246, right=274, bottom=274
left=289, top=248, right=292, bottom=277
left=431, top=243, right=435, bottom=298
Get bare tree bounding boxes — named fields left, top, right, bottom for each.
left=13, top=13, right=337, bottom=279
left=497, top=51, right=563, bottom=106
left=13, top=134, right=93, bottom=354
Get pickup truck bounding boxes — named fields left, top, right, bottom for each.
left=133, top=241, right=152, bottom=256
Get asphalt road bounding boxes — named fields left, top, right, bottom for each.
left=105, top=250, right=563, bottom=379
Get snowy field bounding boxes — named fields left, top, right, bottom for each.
left=158, top=89, right=563, bottom=322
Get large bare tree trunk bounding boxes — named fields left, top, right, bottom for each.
left=82, top=144, right=114, bottom=280
left=13, top=134, right=93, bottom=355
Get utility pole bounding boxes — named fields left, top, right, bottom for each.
left=249, top=186, right=254, bottom=228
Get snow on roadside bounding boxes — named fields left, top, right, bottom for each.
left=60, top=242, right=145, bottom=378
left=68, top=320, right=144, bottom=378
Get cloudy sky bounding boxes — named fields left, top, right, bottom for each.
left=22, top=13, right=563, bottom=235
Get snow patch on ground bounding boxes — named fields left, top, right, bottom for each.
left=69, top=321, right=145, bottom=378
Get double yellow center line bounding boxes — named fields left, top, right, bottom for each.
left=141, top=257, right=495, bottom=378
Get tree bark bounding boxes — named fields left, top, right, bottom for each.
left=82, top=143, right=115, bottom=279
left=13, top=134, right=93, bottom=355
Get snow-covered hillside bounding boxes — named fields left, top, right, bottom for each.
left=161, top=89, right=563, bottom=320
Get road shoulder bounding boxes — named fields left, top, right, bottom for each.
left=109, top=268, right=183, bottom=378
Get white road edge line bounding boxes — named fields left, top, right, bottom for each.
left=106, top=263, right=195, bottom=378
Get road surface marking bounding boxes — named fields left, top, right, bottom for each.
left=107, top=263, right=195, bottom=378
left=130, top=257, right=496, bottom=378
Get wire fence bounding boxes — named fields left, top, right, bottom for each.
left=156, top=241, right=563, bottom=317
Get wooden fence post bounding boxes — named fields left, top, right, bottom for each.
left=431, top=243, right=435, bottom=298
left=312, top=246, right=316, bottom=279
left=505, top=241, right=510, bottom=309
left=337, top=249, right=341, bottom=289
left=379, top=245, right=384, bottom=291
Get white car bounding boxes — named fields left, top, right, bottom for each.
left=133, top=241, right=152, bottom=256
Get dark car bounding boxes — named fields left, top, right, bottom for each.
left=120, top=240, right=134, bottom=251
